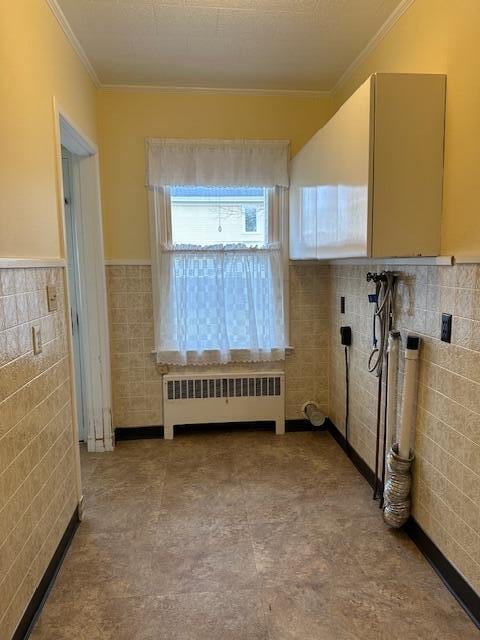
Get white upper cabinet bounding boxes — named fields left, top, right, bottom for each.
left=289, top=73, right=446, bottom=260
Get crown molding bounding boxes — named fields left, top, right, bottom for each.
left=46, top=0, right=415, bottom=99
left=45, top=0, right=101, bottom=87
left=333, top=0, right=416, bottom=94
left=99, top=84, right=330, bottom=97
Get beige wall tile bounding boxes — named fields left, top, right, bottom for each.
left=106, top=259, right=480, bottom=594
left=329, top=262, right=480, bottom=594
left=0, top=267, right=77, bottom=636
left=107, top=263, right=330, bottom=425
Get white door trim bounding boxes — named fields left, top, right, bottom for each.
left=53, top=98, right=113, bottom=462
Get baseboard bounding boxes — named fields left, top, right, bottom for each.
left=404, top=518, right=480, bottom=627
left=115, top=419, right=328, bottom=441
left=327, top=420, right=378, bottom=489
left=327, top=420, right=480, bottom=629
left=115, top=425, right=165, bottom=440
left=14, top=506, right=80, bottom=640
left=286, top=418, right=328, bottom=432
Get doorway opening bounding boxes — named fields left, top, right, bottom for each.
left=55, top=101, right=113, bottom=456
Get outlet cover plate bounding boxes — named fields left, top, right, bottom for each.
left=32, top=326, right=43, bottom=355
left=441, top=313, right=452, bottom=343
left=47, top=285, right=58, bottom=312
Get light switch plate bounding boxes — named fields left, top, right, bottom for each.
left=47, top=285, right=58, bottom=311
left=32, top=326, right=42, bottom=355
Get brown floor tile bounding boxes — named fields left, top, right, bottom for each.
left=250, top=514, right=363, bottom=589
left=30, top=589, right=268, bottom=640
left=150, top=514, right=260, bottom=594
left=81, top=487, right=164, bottom=534
left=160, top=454, right=247, bottom=520
left=30, top=431, right=477, bottom=639
left=51, top=527, right=159, bottom=601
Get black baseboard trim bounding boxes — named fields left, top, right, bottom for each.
left=327, top=420, right=479, bottom=629
left=14, top=506, right=80, bottom=640
left=327, top=420, right=379, bottom=490
left=404, top=518, right=480, bottom=628
left=286, top=418, right=329, bottom=432
left=115, top=419, right=328, bottom=441
left=115, top=425, right=165, bottom=440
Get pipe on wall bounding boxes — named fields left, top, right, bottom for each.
left=398, top=335, right=420, bottom=459
left=385, top=331, right=401, bottom=461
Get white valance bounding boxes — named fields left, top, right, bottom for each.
left=146, top=138, right=289, bottom=188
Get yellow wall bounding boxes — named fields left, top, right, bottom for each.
left=97, top=90, right=333, bottom=260
left=333, top=0, right=480, bottom=258
left=5, top=0, right=479, bottom=260
left=0, top=0, right=97, bottom=259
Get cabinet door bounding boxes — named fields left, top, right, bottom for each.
left=289, top=180, right=318, bottom=259
left=371, top=73, right=445, bottom=258
left=289, top=77, right=373, bottom=260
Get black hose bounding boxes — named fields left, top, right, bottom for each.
left=380, top=352, right=390, bottom=508
left=344, top=346, right=349, bottom=446
left=373, top=373, right=383, bottom=500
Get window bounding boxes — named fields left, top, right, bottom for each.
left=146, top=138, right=289, bottom=366
left=243, top=206, right=258, bottom=233
left=170, top=186, right=266, bottom=245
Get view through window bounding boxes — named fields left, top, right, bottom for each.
left=170, top=186, right=268, bottom=246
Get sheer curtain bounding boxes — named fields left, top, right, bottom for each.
left=156, top=242, right=285, bottom=365
left=147, top=139, right=289, bottom=366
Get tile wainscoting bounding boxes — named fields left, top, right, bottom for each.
left=329, top=263, right=480, bottom=595
left=107, top=260, right=479, bottom=597
left=106, top=263, right=329, bottom=428
left=0, top=267, right=78, bottom=639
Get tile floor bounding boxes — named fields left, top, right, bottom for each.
left=30, top=430, right=478, bottom=639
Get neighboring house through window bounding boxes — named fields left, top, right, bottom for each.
left=170, top=186, right=265, bottom=245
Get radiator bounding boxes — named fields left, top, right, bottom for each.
left=162, top=372, right=285, bottom=439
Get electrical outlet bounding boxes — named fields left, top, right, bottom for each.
left=441, top=313, right=452, bottom=343
left=340, top=326, right=352, bottom=346
left=32, top=326, right=42, bottom=355
left=46, top=285, right=58, bottom=311
left=340, top=296, right=345, bottom=314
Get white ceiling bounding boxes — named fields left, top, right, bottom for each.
left=56, top=0, right=405, bottom=91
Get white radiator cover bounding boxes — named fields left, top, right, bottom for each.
left=162, top=372, right=285, bottom=439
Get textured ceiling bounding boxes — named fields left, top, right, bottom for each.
left=56, top=0, right=404, bottom=90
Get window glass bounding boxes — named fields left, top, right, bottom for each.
left=244, top=207, right=257, bottom=233
left=170, top=186, right=267, bottom=245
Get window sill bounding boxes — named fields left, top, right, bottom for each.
left=150, top=346, right=295, bottom=362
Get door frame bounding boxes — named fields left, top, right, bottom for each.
left=53, top=98, right=113, bottom=462
left=61, top=147, right=87, bottom=443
